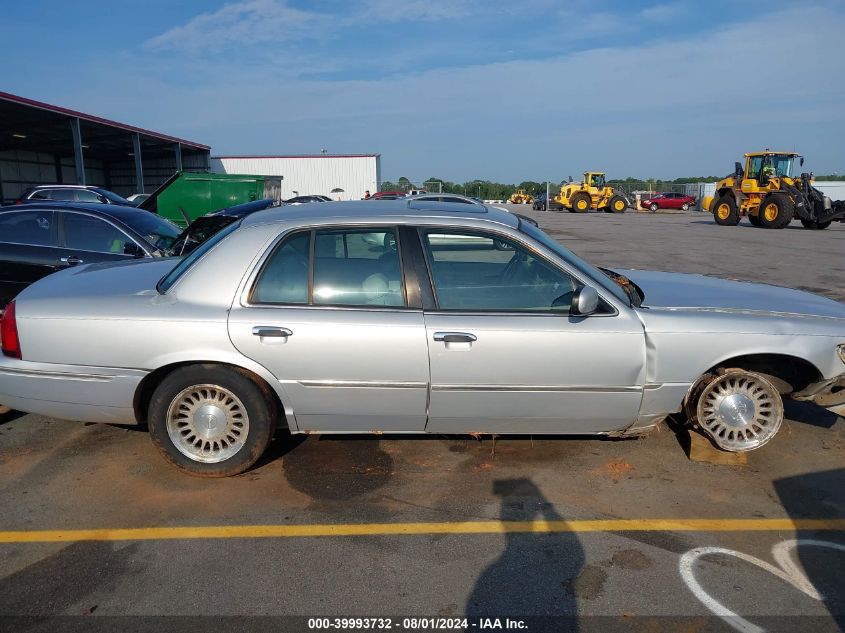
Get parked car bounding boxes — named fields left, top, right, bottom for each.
left=15, top=185, right=135, bottom=207
left=169, top=199, right=277, bottom=256
left=410, top=193, right=480, bottom=204
left=0, top=202, right=181, bottom=308
left=1, top=201, right=844, bottom=477
left=284, top=195, right=331, bottom=205
left=532, top=192, right=563, bottom=212
left=127, top=193, right=151, bottom=206
left=640, top=192, right=695, bottom=211
left=372, top=191, right=407, bottom=199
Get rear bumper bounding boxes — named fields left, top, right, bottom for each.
left=793, top=372, right=845, bottom=416
left=0, top=358, right=147, bottom=424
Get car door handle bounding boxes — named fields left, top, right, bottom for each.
left=252, top=326, right=293, bottom=338
left=433, top=331, right=477, bottom=343
left=59, top=256, right=84, bottom=265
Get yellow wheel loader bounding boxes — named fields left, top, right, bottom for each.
left=554, top=172, right=628, bottom=213
left=702, top=151, right=845, bottom=230
left=508, top=188, right=534, bottom=205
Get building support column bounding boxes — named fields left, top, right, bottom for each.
left=133, top=133, right=144, bottom=193
left=70, top=117, right=85, bottom=185
left=174, top=142, right=183, bottom=172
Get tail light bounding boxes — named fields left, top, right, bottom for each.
left=1, top=300, right=21, bottom=359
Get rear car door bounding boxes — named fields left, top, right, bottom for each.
left=0, top=210, right=60, bottom=307
left=228, top=225, right=430, bottom=432
left=57, top=211, right=146, bottom=268
left=416, top=227, right=646, bottom=434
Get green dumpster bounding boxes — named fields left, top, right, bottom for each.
left=140, top=172, right=283, bottom=227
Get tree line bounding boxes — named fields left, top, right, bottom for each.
left=380, top=173, right=844, bottom=198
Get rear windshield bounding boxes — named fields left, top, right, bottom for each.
left=157, top=220, right=242, bottom=293
left=121, top=212, right=181, bottom=252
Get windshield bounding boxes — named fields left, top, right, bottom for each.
left=157, top=220, right=242, bottom=293
left=122, top=212, right=181, bottom=252
left=517, top=220, right=630, bottom=305
left=97, top=189, right=134, bottom=205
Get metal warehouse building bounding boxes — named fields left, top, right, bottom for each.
left=211, top=154, right=381, bottom=201
left=0, top=91, right=210, bottom=204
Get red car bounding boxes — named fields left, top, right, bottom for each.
left=641, top=192, right=695, bottom=211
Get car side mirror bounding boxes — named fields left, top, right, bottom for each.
left=124, top=242, right=145, bottom=258
left=571, top=285, right=599, bottom=316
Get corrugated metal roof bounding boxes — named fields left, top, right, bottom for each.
left=0, top=90, right=210, bottom=150
left=212, top=154, right=380, bottom=159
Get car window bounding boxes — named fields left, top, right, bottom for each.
left=49, top=189, right=77, bottom=201
left=76, top=189, right=103, bottom=203
left=0, top=211, right=55, bottom=246
left=313, top=229, right=404, bottom=307
left=252, top=228, right=405, bottom=307
left=63, top=213, right=131, bottom=253
left=421, top=230, right=577, bottom=312
left=28, top=190, right=50, bottom=200
left=252, top=232, right=311, bottom=304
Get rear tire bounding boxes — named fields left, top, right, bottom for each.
left=571, top=192, right=591, bottom=213
left=148, top=365, right=277, bottom=477
left=713, top=196, right=739, bottom=226
left=759, top=195, right=794, bottom=229
left=800, top=218, right=831, bottom=230
left=748, top=213, right=762, bottom=227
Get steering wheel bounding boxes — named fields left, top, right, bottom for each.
left=500, top=251, right=527, bottom=284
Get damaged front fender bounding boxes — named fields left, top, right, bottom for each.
left=792, top=373, right=845, bottom=416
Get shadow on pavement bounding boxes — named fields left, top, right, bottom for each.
left=466, top=478, right=582, bottom=631
left=774, top=468, right=845, bottom=631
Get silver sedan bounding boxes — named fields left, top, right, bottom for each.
left=1, top=201, right=844, bottom=476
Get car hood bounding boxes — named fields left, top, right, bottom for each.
left=616, top=269, right=845, bottom=320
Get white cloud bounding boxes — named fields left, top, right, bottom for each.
left=121, top=5, right=845, bottom=179
left=639, top=2, right=686, bottom=21
left=145, top=0, right=324, bottom=52
left=361, top=0, right=476, bottom=22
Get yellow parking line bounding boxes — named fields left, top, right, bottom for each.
left=0, top=518, right=844, bottom=543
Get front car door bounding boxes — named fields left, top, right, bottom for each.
left=228, top=225, right=430, bottom=432
left=415, top=225, right=646, bottom=434
left=0, top=209, right=60, bottom=307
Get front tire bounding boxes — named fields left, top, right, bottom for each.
left=681, top=202, right=690, bottom=211
left=713, top=196, right=739, bottom=226
left=694, top=370, right=783, bottom=452
left=148, top=365, right=277, bottom=477
left=800, top=218, right=831, bottom=230
left=748, top=213, right=762, bottom=227
left=608, top=195, right=627, bottom=213
left=649, top=203, right=658, bottom=212
left=759, top=195, right=794, bottom=229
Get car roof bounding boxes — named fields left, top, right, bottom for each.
left=0, top=201, right=157, bottom=223
left=241, top=199, right=518, bottom=229
left=27, top=184, right=101, bottom=190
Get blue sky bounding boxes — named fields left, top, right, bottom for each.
left=2, top=0, right=843, bottom=182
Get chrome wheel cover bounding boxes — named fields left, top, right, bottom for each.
left=166, top=384, right=249, bottom=463
left=697, top=372, right=783, bottom=452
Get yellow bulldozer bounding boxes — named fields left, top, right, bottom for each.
left=702, top=151, right=845, bottom=230
left=555, top=172, right=628, bottom=213
left=508, top=188, right=534, bottom=205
